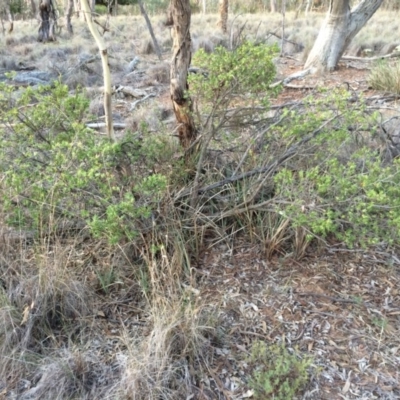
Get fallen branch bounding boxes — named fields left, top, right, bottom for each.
left=284, top=83, right=315, bottom=90
left=342, top=51, right=400, bottom=62
left=270, top=67, right=314, bottom=88
left=129, top=93, right=156, bottom=111
left=115, top=86, right=148, bottom=98
left=86, top=122, right=126, bottom=130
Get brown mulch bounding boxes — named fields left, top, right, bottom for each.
left=196, top=241, right=400, bottom=399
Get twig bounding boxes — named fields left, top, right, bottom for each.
left=93, top=18, right=109, bottom=34
left=177, top=114, right=340, bottom=198
left=265, top=30, right=302, bottom=48
left=296, top=292, right=367, bottom=306
left=129, top=93, right=156, bottom=111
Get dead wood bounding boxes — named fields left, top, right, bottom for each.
left=342, top=51, right=400, bottom=62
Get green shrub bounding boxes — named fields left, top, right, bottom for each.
left=270, top=89, right=400, bottom=249
left=189, top=41, right=280, bottom=130
left=248, top=341, right=313, bottom=400
left=0, top=81, right=167, bottom=244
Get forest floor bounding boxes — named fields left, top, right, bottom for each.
left=96, top=56, right=400, bottom=399
left=1, top=11, right=400, bottom=400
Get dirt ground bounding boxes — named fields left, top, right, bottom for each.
left=1, top=14, right=400, bottom=399
left=86, top=56, right=400, bottom=399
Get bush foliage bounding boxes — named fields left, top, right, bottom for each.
left=0, top=81, right=168, bottom=244
left=248, top=341, right=314, bottom=400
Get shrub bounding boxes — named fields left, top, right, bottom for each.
left=0, top=81, right=167, bottom=244
left=248, top=341, right=313, bottom=400
left=271, top=89, right=400, bottom=249
left=189, top=41, right=280, bottom=130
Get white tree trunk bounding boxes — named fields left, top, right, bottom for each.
left=305, top=0, right=312, bottom=14
left=202, top=0, right=206, bottom=13
left=81, top=0, right=114, bottom=141
left=304, top=0, right=383, bottom=72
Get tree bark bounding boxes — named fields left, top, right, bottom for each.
left=138, top=0, right=163, bottom=61
left=170, top=0, right=196, bottom=150
left=38, top=0, right=57, bottom=42
left=270, top=0, right=277, bottom=12
left=217, top=0, right=228, bottom=34
left=304, top=0, right=383, bottom=72
left=81, top=0, right=115, bottom=141
left=7, top=6, right=13, bottom=34
left=65, top=0, right=74, bottom=34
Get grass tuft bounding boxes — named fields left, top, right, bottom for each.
left=368, top=59, right=400, bottom=94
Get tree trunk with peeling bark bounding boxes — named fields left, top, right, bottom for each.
left=304, top=0, right=383, bottom=72
left=65, top=0, right=74, bottom=34
left=38, top=0, right=57, bottom=42
left=217, top=0, right=228, bottom=34
left=170, top=0, right=196, bottom=150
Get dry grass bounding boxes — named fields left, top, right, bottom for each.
left=1, top=9, right=400, bottom=400
left=369, top=59, right=400, bottom=94
left=1, top=11, right=400, bottom=82
left=0, top=221, right=216, bottom=398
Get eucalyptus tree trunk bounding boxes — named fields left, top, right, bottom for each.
left=270, top=0, right=277, bottom=12
left=7, top=7, right=13, bottom=33
left=304, top=0, right=383, bottom=72
left=138, top=0, right=162, bottom=61
left=81, top=0, right=115, bottom=141
left=305, top=0, right=313, bottom=14
left=217, top=0, right=228, bottom=34
left=65, top=0, right=74, bottom=34
left=170, top=0, right=196, bottom=149
left=2, top=0, right=14, bottom=33
left=38, top=0, right=57, bottom=41
left=74, top=0, right=85, bottom=20
left=26, top=0, right=37, bottom=18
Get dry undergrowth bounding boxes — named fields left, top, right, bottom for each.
left=1, top=9, right=400, bottom=400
